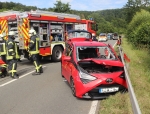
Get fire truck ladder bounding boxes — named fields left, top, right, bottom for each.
left=0, top=10, right=21, bottom=17
left=30, top=10, right=81, bottom=19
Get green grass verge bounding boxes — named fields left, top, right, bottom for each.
left=99, top=38, right=150, bottom=114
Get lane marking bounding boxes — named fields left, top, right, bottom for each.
left=88, top=41, right=117, bottom=114
left=88, top=100, right=98, bottom=114
left=0, top=66, right=46, bottom=87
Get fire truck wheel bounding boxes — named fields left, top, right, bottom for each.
left=52, top=46, right=63, bottom=62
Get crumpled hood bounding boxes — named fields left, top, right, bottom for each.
left=79, top=58, right=124, bottom=67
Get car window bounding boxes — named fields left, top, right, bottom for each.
left=68, top=31, right=92, bottom=39
left=99, top=33, right=106, bottom=36
left=77, top=46, right=116, bottom=61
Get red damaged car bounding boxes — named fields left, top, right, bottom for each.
left=61, top=30, right=127, bottom=99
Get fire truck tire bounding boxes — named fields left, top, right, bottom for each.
left=52, top=46, right=63, bottom=62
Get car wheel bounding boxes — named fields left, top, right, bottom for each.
left=70, top=77, right=76, bottom=97
left=61, top=61, right=64, bottom=78
left=52, top=46, right=63, bottom=62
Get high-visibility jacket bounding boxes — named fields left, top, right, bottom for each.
left=0, top=40, right=6, bottom=56
left=6, top=37, right=18, bottom=60
left=15, top=43, right=20, bottom=59
left=29, top=35, right=40, bottom=55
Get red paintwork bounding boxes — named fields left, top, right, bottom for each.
left=79, top=59, right=124, bottom=67
left=39, top=47, right=51, bottom=56
left=61, top=31, right=127, bottom=99
left=0, top=59, right=5, bottom=64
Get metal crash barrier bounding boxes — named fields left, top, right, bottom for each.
left=118, top=46, right=141, bottom=114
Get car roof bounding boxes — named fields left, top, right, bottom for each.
left=72, top=41, right=107, bottom=47
left=68, top=29, right=90, bottom=34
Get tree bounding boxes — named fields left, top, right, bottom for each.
left=124, top=0, right=150, bottom=23
left=53, top=0, right=71, bottom=13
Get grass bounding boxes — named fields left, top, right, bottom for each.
left=99, top=38, right=150, bottom=114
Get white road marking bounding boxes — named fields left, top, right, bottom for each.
left=88, top=41, right=117, bottom=114
left=88, top=100, right=98, bottom=114
left=0, top=66, right=46, bottom=87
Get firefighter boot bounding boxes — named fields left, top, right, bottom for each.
left=32, top=71, right=41, bottom=75
left=40, top=67, right=43, bottom=73
left=13, top=74, right=19, bottom=79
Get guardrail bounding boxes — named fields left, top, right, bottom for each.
left=118, top=46, right=141, bottom=114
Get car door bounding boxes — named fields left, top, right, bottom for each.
left=62, top=43, right=73, bottom=81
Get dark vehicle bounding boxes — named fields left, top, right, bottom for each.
left=112, top=33, right=119, bottom=40
left=107, top=33, right=113, bottom=40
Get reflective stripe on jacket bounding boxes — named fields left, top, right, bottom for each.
left=0, top=41, right=6, bottom=55
left=29, top=35, right=40, bottom=55
left=15, top=43, right=20, bottom=59
left=6, top=37, right=18, bottom=60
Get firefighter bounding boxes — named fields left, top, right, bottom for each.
left=0, top=34, right=8, bottom=77
left=28, top=29, right=43, bottom=75
left=117, top=35, right=122, bottom=46
left=6, top=31, right=19, bottom=79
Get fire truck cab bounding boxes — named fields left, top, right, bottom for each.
left=0, top=10, right=97, bottom=62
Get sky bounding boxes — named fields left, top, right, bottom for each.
left=1, top=0, right=128, bottom=11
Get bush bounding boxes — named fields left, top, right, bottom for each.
left=126, top=9, right=150, bottom=48
left=135, top=22, right=150, bottom=48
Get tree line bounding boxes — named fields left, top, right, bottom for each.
left=1, top=0, right=150, bottom=49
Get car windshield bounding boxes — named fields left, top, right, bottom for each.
left=100, top=33, right=106, bottom=36
left=68, top=31, right=92, bottom=39
left=77, top=46, right=117, bottom=61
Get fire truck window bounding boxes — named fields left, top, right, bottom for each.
left=43, top=34, right=47, bottom=40
left=33, top=27, right=39, bottom=35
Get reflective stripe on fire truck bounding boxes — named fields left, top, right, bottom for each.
left=18, top=18, right=29, bottom=49
left=50, top=42, right=65, bottom=55
left=0, top=19, right=8, bottom=39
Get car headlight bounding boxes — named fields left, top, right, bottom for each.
left=79, top=72, right=96, bottom=83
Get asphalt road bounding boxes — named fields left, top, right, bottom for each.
left=0, top=40, right=117, bottom=114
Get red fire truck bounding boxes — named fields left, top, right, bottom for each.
left=0, top=10, right=97, bottom=61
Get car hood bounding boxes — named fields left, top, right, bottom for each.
left=78, top=58, right=123, bottom=67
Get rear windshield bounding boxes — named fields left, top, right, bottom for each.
left=76, top=46, right=117, bottom=61
left=99, top=33, right=106, bottom=36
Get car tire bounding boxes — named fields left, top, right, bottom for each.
left=52, top=46, right=63, bottom=62
left=70, top=77, right=76, bottom=97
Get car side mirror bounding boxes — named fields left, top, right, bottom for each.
left=64, top=56, right=71, bottom=61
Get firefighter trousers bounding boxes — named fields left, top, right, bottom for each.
left=7, top=59, right=17, bottom=77
left=31, top=54, right=42, bottom=73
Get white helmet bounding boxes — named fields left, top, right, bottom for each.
left=8, top=31, right=16, bottom=36
left=0, top=34, right=4, bottom=38
left=29, top=29, right=36, bottom=37
left=92, top=33, right=95, bottom=37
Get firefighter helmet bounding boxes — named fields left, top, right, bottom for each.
left=0, top=34, right=4, bottom=38
left=29, top=29, right=36, bottom=37
left=8, top=31, right=16, bottom=36
left=92, top=33, right=95, bottom=37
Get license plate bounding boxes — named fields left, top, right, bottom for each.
left=99, top=87, right=119, bottom=93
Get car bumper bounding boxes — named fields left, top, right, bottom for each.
left=81, top=83, right=127, bottom=99
left=75, top=74, right=127, bottom=99
left=98, top=39, right=107, bottom=42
